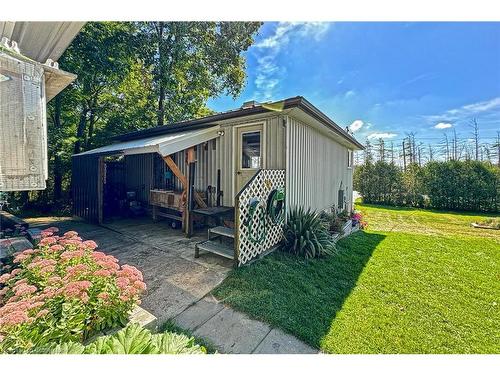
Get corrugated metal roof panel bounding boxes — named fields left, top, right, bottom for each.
left=74, top=125, right=221, bottom=157
left=0, top=22, right=85, bottom=63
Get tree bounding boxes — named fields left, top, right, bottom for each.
left=59, top=22, right=141, bottom=155
left=136, top=22, right=262, bottom=126
left=30, top=21, right=263, bottom=210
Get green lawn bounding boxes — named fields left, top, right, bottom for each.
left=212, top=204, right=500, bottom=353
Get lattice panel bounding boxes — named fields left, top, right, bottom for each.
left=236, top=169, right=285, bottom=266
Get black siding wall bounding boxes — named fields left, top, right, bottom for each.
left=72, top=155, right=100, bottom=223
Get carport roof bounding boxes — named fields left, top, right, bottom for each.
left=74, top=125, right=220, bottom=158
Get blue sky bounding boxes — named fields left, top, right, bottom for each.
left=208, top=22, right=500, bottom=150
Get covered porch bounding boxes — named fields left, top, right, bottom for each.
left=72, top=125, right=239, bottom=260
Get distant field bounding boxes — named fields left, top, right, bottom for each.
left=213, top=204, right=500, bottom=353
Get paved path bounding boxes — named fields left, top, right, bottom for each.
left=173, top=295, right=318, bottom=354
left=25, top=216, right=317, bottom=354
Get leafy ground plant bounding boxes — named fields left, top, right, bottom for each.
left=33, top=324, right=206, bottom=354
left=281, top=207, right=335, bottom=259
left=0, top=227, right=146, bottom=353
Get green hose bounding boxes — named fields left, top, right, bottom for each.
left=246, top=198, right=267, bottom=244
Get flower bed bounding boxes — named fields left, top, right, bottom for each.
left=471, top=218, right=500, bottom=230
left=0, top=227, right=146, bottom=353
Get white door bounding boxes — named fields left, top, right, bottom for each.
left=235, top=124, right=263, bottom=193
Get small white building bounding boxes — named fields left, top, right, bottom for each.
left=0, top=22, right=84, bottom=191
left=73, top=97, right=363, bottom=266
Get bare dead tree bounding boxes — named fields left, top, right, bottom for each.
left=364, top=139, right=373, bottom=164
left=452, top=129, right=458, bottom=161
left=442, top=133, right=450, bottom=161
left=376, top=138, right=386, bottom=162
left=495, top=131, right=500, bottom=167
left=402, top=140, right=407, bottom=171
left=428, top=144, right=434, bottom=162
left=469, top=118, right=480, bottom=161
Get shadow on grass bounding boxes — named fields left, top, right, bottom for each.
left=212, top=231, right=385, bottom=348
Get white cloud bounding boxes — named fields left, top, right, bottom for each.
left=253, top=22, right=331, bottom=100
left=255, top=22, right=330, bottom=49
left=434, top=122, right=453, bottom=129
left=367, top=132, right=398, bottom=140
left=344, top=90, right=356, bottom=98
left=425, top=97, right=500, bottom=123
left=462, top=97, right=500, bottom=112
left=349, top=120, right=364, bottom=132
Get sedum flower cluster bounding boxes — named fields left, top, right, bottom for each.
left=0, top=227, right=146, bottom=353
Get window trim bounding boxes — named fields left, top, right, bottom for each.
left=239, top=129, right=262, bottom=170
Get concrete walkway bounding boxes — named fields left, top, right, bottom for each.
left=173, top=295, right=318, bottom=354
left=25, top=216, right=317, bottom=354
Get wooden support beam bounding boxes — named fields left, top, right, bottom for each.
left=162, top=155, right=207, bottom=209
left=163, top=155, right=187, bottom=187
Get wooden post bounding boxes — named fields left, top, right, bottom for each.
left=216, top=169, right=221, bottom=207
left=186, top=161, right=196, bottom=237
left=97, top=157, right=104, bottom=224
left=186, top=147, right=196, bottom=237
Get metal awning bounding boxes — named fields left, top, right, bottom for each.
left=0, top=22, right=85, bottom=62
left=74, top=125, right=221, bottom=158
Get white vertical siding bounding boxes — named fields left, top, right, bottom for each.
left=173, top=139, right=217, bottom=191
left=285, top=116, right=354, bottom=212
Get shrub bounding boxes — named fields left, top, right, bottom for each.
left=320, top=209, right=345, bottom=235
left=32, top=324, right=206, bottom=354
left=0, top=227, right=146, bottom=353
left=281, top=207, right=335, bottom=259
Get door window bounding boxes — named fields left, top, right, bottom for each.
left=241, top=131, right=261, bottom=169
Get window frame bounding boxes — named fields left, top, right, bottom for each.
left=240, top=129, right=262, bottom=170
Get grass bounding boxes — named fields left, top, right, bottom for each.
left=212, top=204, right=500, bottom=353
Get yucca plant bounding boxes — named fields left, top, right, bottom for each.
left=281, top=207, right=336, bottom=259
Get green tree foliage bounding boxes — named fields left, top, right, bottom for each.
left=12, top=21, right=261, bottom=212
left=137, top=22, right=262, bottom=125
left=354, top=160, right=500, bottom=212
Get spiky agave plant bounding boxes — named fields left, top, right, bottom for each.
left=281, top=207, right=336, bottom=259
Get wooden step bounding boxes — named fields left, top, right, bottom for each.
left=195, top=240, right=234, bottom=260
left=209, top=226, right=234, bottom=239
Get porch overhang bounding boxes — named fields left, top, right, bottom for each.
left=73, top=125, right=221, bottom=158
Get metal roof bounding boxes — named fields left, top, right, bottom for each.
left=0, top=22, right=85, bottom=63
left=113, top=96, right=364, bottom=150
left=74, top=125, right=221, bottom=158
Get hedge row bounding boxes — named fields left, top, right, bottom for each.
left=354, top=160, right=500, bottom=213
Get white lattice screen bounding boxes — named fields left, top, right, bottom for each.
left=235, top=169, right=285, bottom=266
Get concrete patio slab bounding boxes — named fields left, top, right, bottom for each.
left=193, top=306, right=271, bottom=354
left=253, top=328, right=319, bottom=354
left=173, top=295, right=224, bottom=331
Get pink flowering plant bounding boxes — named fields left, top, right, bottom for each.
left=351, top=210, right=368, bottom=229
left=0, top=227, right=146, bottom=353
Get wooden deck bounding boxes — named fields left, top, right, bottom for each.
left=24, top=216, right=233, bottom=325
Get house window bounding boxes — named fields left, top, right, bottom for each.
left=241, top=131, right=261, bottom=169
left=347, top=149, right=353, bottom=168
